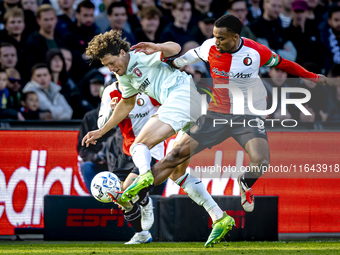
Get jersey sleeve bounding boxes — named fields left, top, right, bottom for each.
left=252, top=41, right=280, bottom=67
left=97, top=85, right=114, bottom=128
left=194, top=38, right=215, bottom=62
left=137, top=51, right=164, bottom=67
left=119, top=77, right=139, bottom=99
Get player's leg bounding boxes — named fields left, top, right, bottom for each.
left=233, top=116, right=270, bottom=212
left=123, top=172, right=154, bottom=231
left=121, top=116, right=176, bottom=202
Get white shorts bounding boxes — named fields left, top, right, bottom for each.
left=153, top=74, right=202, bottom=133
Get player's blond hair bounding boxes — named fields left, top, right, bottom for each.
left=86, top=30, right=130, bottom=61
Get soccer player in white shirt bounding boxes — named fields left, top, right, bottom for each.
left=82, top=30, right=235, bottom=247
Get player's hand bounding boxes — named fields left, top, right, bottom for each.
left=82, top=129, right=103, bottom=147
left=131, top=42, right=160, bottom=55
left=317, top=74, right=328, bottom=86
left=110, top=97, right=118, bottom=110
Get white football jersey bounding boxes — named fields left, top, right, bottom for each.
left=98, top=83, right=165, bottom=160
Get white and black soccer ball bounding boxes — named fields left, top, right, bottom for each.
left=90, top=171, right=121, bottom=203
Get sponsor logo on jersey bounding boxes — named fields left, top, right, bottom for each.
left=138, top=78, right=150, bottom=91
left=128, top=62, right=138, bottom=72
left=137, top=98, right=145, bottom=106
left=212, top=68, right=251, bottom=78
left=129, top=110, right=150, bottom=119
left=133, top=68, right=142, bottom=77
left=243, top=57, right=252, bottom=66
left=215, top=53, right=221, bottom=58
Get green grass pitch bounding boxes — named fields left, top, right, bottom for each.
left=1, top=241, right=340, bottom=255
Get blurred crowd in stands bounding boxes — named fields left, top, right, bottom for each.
left=0, top=0, right=339, bottom=122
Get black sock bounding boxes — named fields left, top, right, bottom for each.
left=137, top=191, right=149, bottom=206
left=243, top=171, right=260, bottom=188
left=123, top=204, right=142, bottom=232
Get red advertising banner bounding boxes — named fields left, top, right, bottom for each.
left=0, top=131, right=89, bottom=235
left=0, top=130, right=340, bottom=235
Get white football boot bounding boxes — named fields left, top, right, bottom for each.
left=140, top=197, right=154, bottom=231
left=237, top=174, right=255, bottom=212
left=124, top=231, right=152, bottom=245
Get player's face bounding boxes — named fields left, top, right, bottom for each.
left=6, top=17, right=25, bottom=36
left=101, top=50, right=130, bottom=76
left=213, top=27, right=239, bottom=54
left=32, top=68, right=51, bottom=89
left=37, top=11, right=57, bottom=34
left=0, top=72, right=8, bottom=90
left=24, top=93, right=39, bottom=112
left=0, top=46, right=17, bottom=68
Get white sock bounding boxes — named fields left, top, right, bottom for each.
left=138, top=230, right=149, bottom=235
left=131, top=143, right=151, bottom=175
left=175, top=173, right=224, bottom=221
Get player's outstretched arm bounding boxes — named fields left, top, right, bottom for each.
left=82, top=96, right=136, bottom=147
left=131, top=42, right=181, bottom=58
left=275, top=57, right=328, bottom=85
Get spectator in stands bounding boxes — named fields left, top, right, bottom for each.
left=297, top=62, right=329, bottom=122
left=25, top=5, right=64, bottom=68
left=5, top=67, right=22, bottom=111
left=248, top=0, right=262, bottom=22
left=319, top=6, right=340, bottom=73
left=191, top=0, right=213, bottom=24
left=226, top=0, right=257, bottom=41
left=263, top=67, right=295, bottom=120
left=131, top=0, right=155, bottom=15
left=64, top=0, right=100, bottom=83
left=95, top=0, right=119, bottom=33
left=21, top=0, right=38, bottom=15
left=286, top=0, right=324, bottom=70
left=60, top=48, right=73, bottom=74
left=306, top=0, right=319, bottom=21
left=326, top=64, right=340, bottom=121
left=135, top=6, right=162, bottom=43
left=249, top=0, right=297, bottom=65
left=1, top=8, right=29, bottom=81
left=190, top=11, right=215, bottom=44
left=20, top=91, right=48, bottom=120
left=23, top=63, right=73, bottom=120
left=0, top=68, right=24, bottom=120
left=0, top=43, right=17, bottom=70
left=46, top=48, right=78, bottom=104
left=77, top=106, right=117, bottom=192
left=160, top=0, right=194, bottom=48
left=157, top=0, right=175, bottom=23
left=106, top=2, right=136, bottom=45
left=280, top=0, right=294, bottom=28
left=55, top=0, right=76, bottom=35
left=70, top=68, right=104, bottom=119
left=0, top=0, right=38, bottom=33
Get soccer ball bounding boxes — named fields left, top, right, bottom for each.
left=90, top=171, right=121, bottom=203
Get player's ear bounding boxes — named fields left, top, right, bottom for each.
left=233, top=33, right=239, bottom=42
left=120, top=49, right=126, bottom=57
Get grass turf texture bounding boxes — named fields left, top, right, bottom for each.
left=1, top=241, right=340, bottom=255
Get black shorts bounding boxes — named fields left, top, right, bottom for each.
left=112, top=153, right=157, bottom=182
left=187, top=111, right=268, bottom=154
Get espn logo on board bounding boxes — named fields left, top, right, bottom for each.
left=66, top=208, right=129, bottom=227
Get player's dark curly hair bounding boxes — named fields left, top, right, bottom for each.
left=86, top=30, right=130, bottom=61
left=215, top=14, right=243, bottom=35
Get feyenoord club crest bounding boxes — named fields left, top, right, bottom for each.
left=137, top=98, right=144, bottom=106
left=133, top=68, right=142, bottom=77
left=243, top=57, right=252, bottom=66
